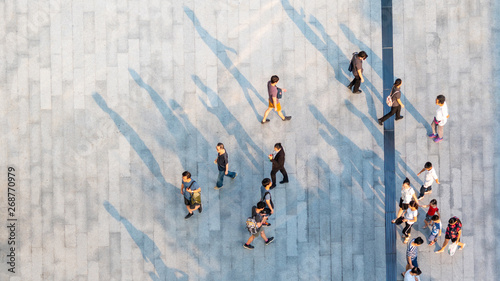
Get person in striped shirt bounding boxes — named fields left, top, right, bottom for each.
left=402, top=237, right=424, bottom=278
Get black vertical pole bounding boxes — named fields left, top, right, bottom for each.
left=381, top=0, right=396, bottom=280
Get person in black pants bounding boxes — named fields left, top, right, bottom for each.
left=347, top=51, right=368, bottom=94
left=378, top=78, right=405, bottom=125
left=269, top=143, right=288, bottom=188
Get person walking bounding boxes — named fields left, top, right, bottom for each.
left=261, top=75, right=291, bottom=123
left=260, top=178, right=274, bottom=226
left=378, top=78, right=404, bottom=125
left=180, top=171, right=202, bottom=220
left=269, top=143, right=288, bottom=188
left=400, top=201, right=419, bottom=243
left=429, top=95, right=449, bottom=143
left=403, top=267, right=422, bottom=281
left=214, top=143, right=237, bottom=190
left=421, top=199, right=440, bottom=230
left=402, top=237, right=424, bottom=278
left=392, top=178, right=419, bottom=222
left=417, top=162, right=440, bottom=200
left=435, top=216, right=466, bottom=253
left=426, top=215, right=442, bottom=246
left=347, top=51, right=368, bottom=94
left=243, top=202, right=274, bottom=249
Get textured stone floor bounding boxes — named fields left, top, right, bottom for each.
left=0, top=0, right=498, bottom=280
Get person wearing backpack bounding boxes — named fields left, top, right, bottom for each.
left=347, top=51, right=368, bottom=94
left=378, top=78, right=405, bottom=125
left=243, top=202, right=274, bottom=249
left=180, top=171, right=202, bottom=220
left=260, top=178, right=274, bottom=226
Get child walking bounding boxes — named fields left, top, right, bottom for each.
left=429, top=95, right=449, bottom=143
left=421, top=199, right=440, bottom=229
left=427, top=215, right=442, bottom=245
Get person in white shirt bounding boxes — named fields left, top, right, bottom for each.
left=404, top=267, right=422, bottom=281
left=392, top=178, right=420, bottom=222
left=401, top=201, right=419, bottom=243
left=417, top=162, right=440, bottom=200
left=428, top=95, right=449, bottom=143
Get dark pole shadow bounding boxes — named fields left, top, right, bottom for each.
left=128, top=68, right=211, bottom=163
left=92, top=93, right=169, bottom=188
left=191, top=74, right=265, bottom=171
left=103, top=201, right=189, bottom=281
left=340, top=24, right=432, bottom=133
left=183, top=6, right=266, bottom=122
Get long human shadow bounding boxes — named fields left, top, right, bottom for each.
left=183, top=6, right=266, bottom=121
left=280, top=0, right=378, bottom=120
left=191, top=75, right=264, bottom=170
left=308, top=104, right=384, bottom=201
left=340, top=24, right=432, bottom=133
left=93, top=93, right=169, bottom=188
left=128, top=69, right=211, bottom=162
left=343, top=99, right=421, bottom=185
left=103, top=201, right=188, bottom=281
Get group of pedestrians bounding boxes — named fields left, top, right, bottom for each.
left=391, top=162, right=465, bottom=279
left=179, top=141, right=289, bottom=250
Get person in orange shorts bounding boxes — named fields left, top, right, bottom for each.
left=261, top=75, right=291, bottom=124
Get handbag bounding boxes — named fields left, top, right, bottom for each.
left=186, top=181, right=201, bottom=205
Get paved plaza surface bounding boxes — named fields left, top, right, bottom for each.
left=0, top=0, right=499, bottom=280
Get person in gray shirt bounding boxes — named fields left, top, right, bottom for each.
left=347, top=51, right=368, bottom=94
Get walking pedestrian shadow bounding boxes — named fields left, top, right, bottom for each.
left=281, top=0, right=379, bottom=120
left=103, top=201, right=189, bottom=281
left=343, top=100, right=421, bottom=184
left=308, top=105, right=384, bottom=202
left=340, top=24, right=432, bottom=133
left=184, top=6, right=266, bottom=122
left=92, top=93, right=169, bottom=189
left=128, top=68, right=211, bottom=163
left=192, top=74, right=264, bottom=171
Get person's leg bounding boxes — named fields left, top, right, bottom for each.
left=379, top=106, right=398, bottom=123
left=353, top=77, right=361, bottom=92
left=438, top=125, right=444, bottom=138
left=277, top=110, right=286, bottom=120
left=419, top=185, right=426, bottom=199
left=226, top=171, right=236, bottom=178
left=186, top=205, right=192, bottom=214
left=262, top=107, right=273, bottom=122
left=260, top=229, right=268, bottom=241
left=279, top=167, right=289, bottom=183
left=245, top=235, right=255, bottom=245
left=395, top=105, right=402, bottom=119
left=402, top=222, right=411, bottom=238
left=436, top=238, right=450, bottom=252
left=216, top=170, right=224, bottom=188
left=348, top=77, right=356, bottom=89
left=270, top=168, right=278, bottom=187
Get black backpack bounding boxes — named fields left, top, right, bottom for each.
left=348, top=52, right=358, bottom=72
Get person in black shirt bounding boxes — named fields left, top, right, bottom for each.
left=214, top=143, right=237, bottom=190
left=269, top=143, right=288, bottom=188
left=347, top=51, right=368, bottom=94
left=243, top=202, right=274, bottom=249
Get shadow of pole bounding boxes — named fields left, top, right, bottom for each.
left=191, top=74, right=264, bottom=171
left=103, top=201, right=189, bottom=281
left=183, top=6, right=266, bottom=121
left=92, top=93, right=169, bottom=188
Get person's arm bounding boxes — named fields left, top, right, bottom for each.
left=397, top=98, right=405, bottom=108
left=437, top=210, right=441, bottom=218
left=438, top=227, right=442, bottom=236
left=357, top=69, right=364, bottom=82
left=191, top=186, right=201, bottom=193
left=407, top=256, right=414, bottom=268
left=225, top=163, right=229, bottom=175
left=412, top=193, right=420, bottom=204
left=181, top=183, right=184, bottom=195
left=273, top=97, right=278, bottom=111
left=266, top=200, right=274, bottom=214
left=456, top=229, right=462, bottom=241
left=417, top=168, right=426, bottom=176
left=435, top=178, right=440, bottom=184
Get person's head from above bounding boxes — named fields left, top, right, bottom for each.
left=431, top=215, right=440, bottom=222
left=358, top=51, right=368, bottom=60
left=394, top=78, right=402, bottom=88
left=270, top=75, right=279, bottom=84
left=274, top=143, right=283, bottom=152
left=409, top=200, right=419, bottom=211
left=256, top=201, right=266, bottom=212
left=413, top=237, right=424, bottom=246
left=424, top=161, right=433, bottom=170
left=216, top=143, right=225, bottom=153
left=436, top=95, right=446, bottom=106
left=182, top=171, right=191, bottom=182
left=262, top=178, right=272, bottom=189
left=429, top=199, right=438, bottom=207
left=403, top=177, right=411, bottom=188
